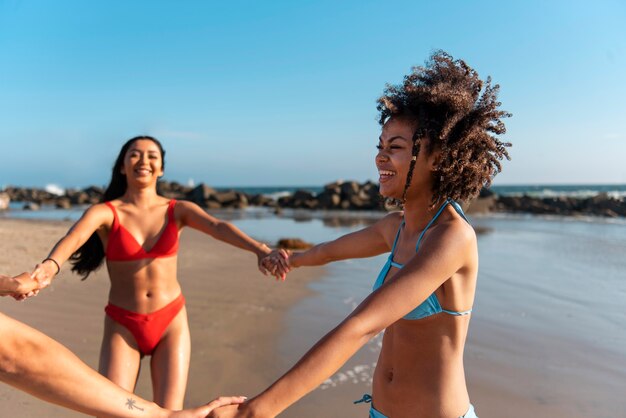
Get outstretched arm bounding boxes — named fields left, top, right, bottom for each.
left=31, top=204, right=111, bottom=286
left=177, top=201, right=287, bottom=278
left=209, top=221, right=475, bottom=418
left=0, top=312, right=245, bottom=418
left=271, top=212, right=401, bottom=270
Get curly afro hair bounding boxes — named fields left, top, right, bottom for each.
left=377, top=50, right=511, bottom=206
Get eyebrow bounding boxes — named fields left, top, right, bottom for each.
left=129, top=148, right=160, bottom=154
left=378, top=135, right=409, bottom=143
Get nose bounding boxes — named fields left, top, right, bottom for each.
left=376, top=149, right=389, bottom=164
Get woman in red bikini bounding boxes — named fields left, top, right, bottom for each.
left=30, top=136, right=285, bottom=410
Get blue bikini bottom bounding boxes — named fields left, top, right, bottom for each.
left=369, top=403, right=478, bottom=418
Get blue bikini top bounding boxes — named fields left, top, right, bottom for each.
left=372, top=199, right=473, bottom=320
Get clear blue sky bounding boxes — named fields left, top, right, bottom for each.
left=1, top=0, right=625, bottom=188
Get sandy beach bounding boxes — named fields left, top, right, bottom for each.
left=0, top=218, right=327, bottom=417
left=1, top=215, right=625, bottom=418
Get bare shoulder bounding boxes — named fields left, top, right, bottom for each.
left=83, top=202, right=113, bottom=217
left=374, top=211, right=404, bottom=241
left=174, top=199, right=203, bottom=216
left=428, top=212, right=476, bottom=251
left=70, top=203, right=114, bottom=230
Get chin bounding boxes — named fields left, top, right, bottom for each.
left=378, top=185, right=401, bottom=200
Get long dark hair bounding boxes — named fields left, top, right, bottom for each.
left=70, top=136, right=166, bottom=279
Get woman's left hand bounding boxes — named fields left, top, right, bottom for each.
left=259, top=249, right=290, bottom=281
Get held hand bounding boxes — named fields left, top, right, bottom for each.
left=30, top=259, right=59, bottom=288
left=0, top=272, right=42, bottom=300
left=14, top=272, right=41, bottom=294
left=169, top=396, right=247, bottom=418
left=260, top=249, right=291, bottom=281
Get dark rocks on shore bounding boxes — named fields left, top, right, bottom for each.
left=277, top=181, right=385, bottom=211
left=493, top=193, right=626, bottom=217
left=2, top=182, right=624, bottom=218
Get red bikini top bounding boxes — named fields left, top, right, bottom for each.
left=104, top=200, right=179, bottom=261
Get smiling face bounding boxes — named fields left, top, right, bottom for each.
left=120, top=139, right=164, bottom=186
left=376, top=117, right=438, bottom=201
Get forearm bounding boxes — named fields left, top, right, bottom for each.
left=246, top=317, right=375, bottom=417
left=0, top=313, right=167, bottom=418
left=290, top=243, right=335, bottom=268
left=213, top=222, right=269, bottom=257
left=44, top=234, right=82, bottom=268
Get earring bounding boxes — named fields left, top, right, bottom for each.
left=411, top=156, right=417, bottom=161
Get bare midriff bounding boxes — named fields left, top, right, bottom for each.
left=371, top=314, right=471, bottom=418
left=105, top=256, right=181, bottom=313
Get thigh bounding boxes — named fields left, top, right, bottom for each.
left=99, top=315, right=142, bottom=392
left=150, top=305, right=191, bottom=409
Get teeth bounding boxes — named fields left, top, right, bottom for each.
left=379, top=170, right=395, bottom=176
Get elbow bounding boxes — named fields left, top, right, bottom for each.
left=341, top=315, right=383, bottom=345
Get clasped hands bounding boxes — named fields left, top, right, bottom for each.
left=0, top=272, right=43, bottom=300
left=258, top=248, right=292, bottom=281
left=1, top=259, right=58, bottom=300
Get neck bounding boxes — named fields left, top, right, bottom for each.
left=402, top=191, right=446, bottom=233
left=121, top=184, right=159, bottom=207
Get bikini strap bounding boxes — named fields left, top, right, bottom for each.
left=448, top=199, right=470, bottom=224
left=104, top=201, right=119, bottom=228
left=416, top=199, right=451, bottom=251
left=390, top=219, right=404, bottom=254
left=167, top=199, right=177, bottom=222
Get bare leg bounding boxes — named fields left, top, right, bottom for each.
left=150, top=306, right=191, bottom=409
left=98, top=315, right=142, bottom=393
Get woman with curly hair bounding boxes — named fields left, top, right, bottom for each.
left=28, top=136, right=286, bottom=411
left=209, top=51, right=511, bottom=418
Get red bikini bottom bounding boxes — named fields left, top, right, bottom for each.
left=104, top=294, right=185, bottom=356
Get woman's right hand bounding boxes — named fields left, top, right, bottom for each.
left=168, top=396, right=247, bottom=418
left=30, top=259, right=58, bottom=288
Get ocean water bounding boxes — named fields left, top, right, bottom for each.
left=219, top=184, right=626, bottom=200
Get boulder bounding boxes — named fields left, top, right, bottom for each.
left=23, top=202, right=40, bottom=211
left=317, top=190, right=341, bottom=209
left=55, top=198, right=72, bottom=209
left=277, top=238, right=313, bottom=250
left=187, top=184, right=217, bottom=204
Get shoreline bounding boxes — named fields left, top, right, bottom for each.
left=2, top=180, right=626, bottom=218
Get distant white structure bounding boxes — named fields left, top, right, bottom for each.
left=187, top=178, right=195, bottom=187
left=45, top=184, right=65, bottom=196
